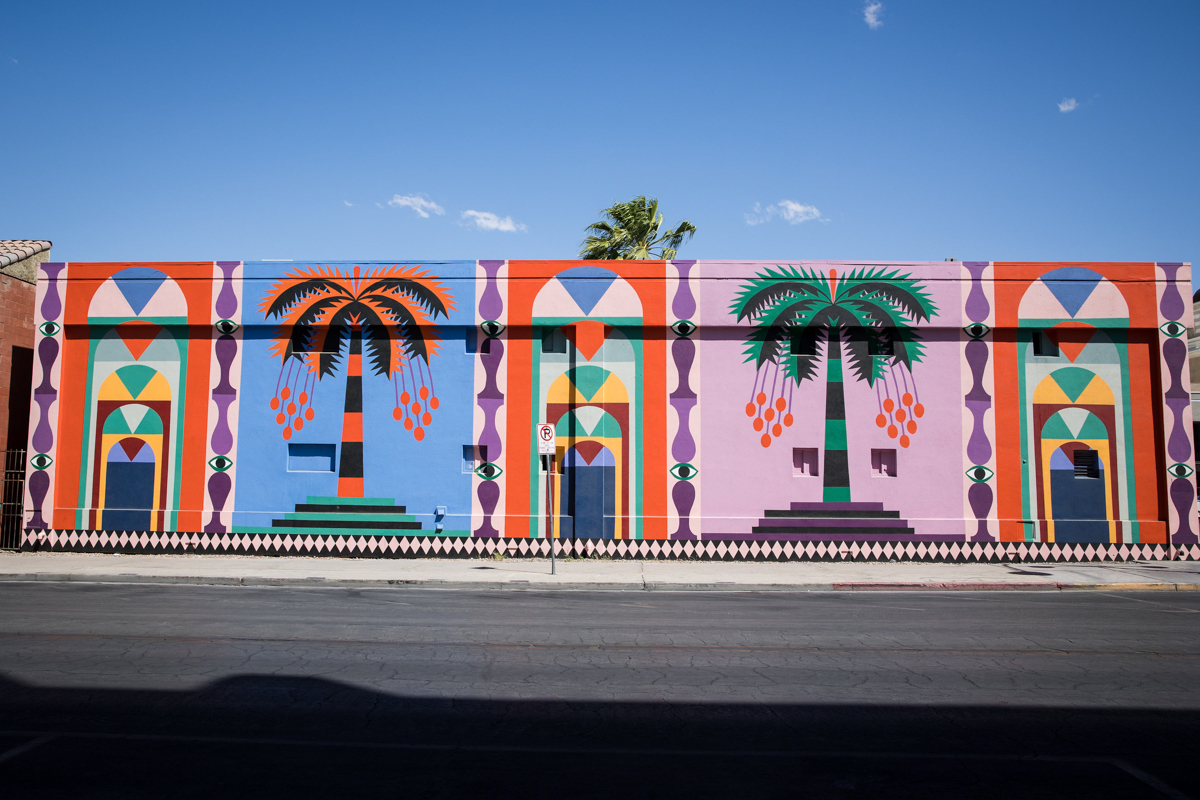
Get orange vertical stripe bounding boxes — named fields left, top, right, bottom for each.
left=340, top=412, right=363, bottom=441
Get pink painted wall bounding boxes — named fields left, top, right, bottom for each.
left=696, top=262, right=967, bottom=538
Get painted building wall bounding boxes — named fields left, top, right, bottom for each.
left=22, top=259, right=1199, bottom=553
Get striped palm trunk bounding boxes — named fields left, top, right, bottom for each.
left=822, top=331, right=850, bottom=502
left=337, top=326, right=364, bottom=497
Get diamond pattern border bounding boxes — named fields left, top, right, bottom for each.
left=18, top=530, right=1200, bottom=562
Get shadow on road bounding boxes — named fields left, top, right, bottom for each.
left=0, top=674, right=1196, bottom=799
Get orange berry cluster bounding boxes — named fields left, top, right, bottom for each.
left=392, top=385, right=440, bottom=441
left=875, top=392, right=924, bottom=448
left=270, top=385, right=315, bottom=440
left=745, top=392, right=794, bottom=448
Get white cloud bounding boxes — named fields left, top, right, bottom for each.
left=864, top=1, right=883, bottom=29
left=343, top=200, right=353, bottom=207
left=461, top=210, right=527, bottom=232
left=386, top=193, right=445, bottom=218
left=1057, top=97, right=1079, bottom=113
left=746, top=200, right=824, bottom=226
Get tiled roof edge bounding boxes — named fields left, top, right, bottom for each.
left=0, top=240, right=52, bottom=268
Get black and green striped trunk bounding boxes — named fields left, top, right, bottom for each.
left=822, top=332, right=850, bottom=502
left=337, top=327, right=364, bottom=497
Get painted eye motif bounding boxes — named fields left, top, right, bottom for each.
left=966, top=465, right=994, bottom=483
left=480, top=320, right=506, bottom=338
left=1160, top=321, right=1187, bottom=338
left=670, top=462, right=698, bottom=481
left=39, top=321, right=60, bottom=336
left=208, top=455, right=233, bottom=472
left=29, top=453, right=53, bottom=470
left=475, top=462, right=503, bottom=480
left=671, top=320, right=696, bottom=338
left=1168, top=463, right=1194, bottom=479
left=215, top=319, right=239, bottom=335
left=963, top=323, right=990, bottom=339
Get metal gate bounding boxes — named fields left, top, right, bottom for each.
left=0, top=449, right=26, bottom=549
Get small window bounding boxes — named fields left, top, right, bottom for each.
left=1032, top=331, right=1059, bottom=357
left=871, top=449, right=897, bottom=478
left=793, top=448, right=818, bottom=477
left=287, top=443, right=336, bottom=472
left=868, top=330, right=894, bottom=357
left=1074, top=449, right=1100, bottom=479
left=465, top=327, right=492, bottom=355
left=542, top=327, right=567, bottom=354
left=462, top=445, right=487, bottom=473
left=790, top=331, right=818, bottom=357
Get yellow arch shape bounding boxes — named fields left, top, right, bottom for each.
left=546, top=370, right=630, bottom=404
left=97, top=369, right=172, bottom=402
left=1032, top=372, right=1114, bottom=406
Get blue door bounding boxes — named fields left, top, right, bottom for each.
left=562, top=444, right=616, bottom=539
left=1050, top=445, right=1108, bottom=542
left=103, top=438, right=155, bottom=531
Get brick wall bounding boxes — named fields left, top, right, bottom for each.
left=0, top=273, right=36, bottom=452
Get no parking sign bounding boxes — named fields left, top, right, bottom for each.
left=536, top=423, right=556, bottom=455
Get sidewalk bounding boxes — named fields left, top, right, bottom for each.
left=1, top=551, right=1199, bottom=591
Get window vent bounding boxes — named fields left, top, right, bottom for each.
left=1033, top=331, right=1059, bottom=357
left=871, top=449, right=897, bottom=478
left=1074, top=449, right=1100, bottom=479
left=793, top=448, right=818, bottom=477
left=542, top=327, right=567, bottom=354
left=287, top=443, right=336, bottom=472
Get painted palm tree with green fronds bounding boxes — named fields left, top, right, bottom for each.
left=579, top=196, right=697, bottom=260
left=731, top=266, right=938, bottom=502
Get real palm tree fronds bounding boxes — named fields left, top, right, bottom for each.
left=579, top=196, right=697, bottom=260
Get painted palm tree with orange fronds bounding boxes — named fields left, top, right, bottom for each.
left=259, top=264, right=455, bottom=497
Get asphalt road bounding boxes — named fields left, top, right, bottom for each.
left=0, top=583, right=1197, bottom=799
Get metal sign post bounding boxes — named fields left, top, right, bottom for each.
left=536, top=423, right=557, bottom=575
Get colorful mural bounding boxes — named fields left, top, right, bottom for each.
left=21, top=260, right=1199, bottom=560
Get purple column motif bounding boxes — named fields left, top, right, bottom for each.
left=963, top=262, right=994, bottom=542
left=1158, top=263, right=1196, bottom=545
left=475, top=261, right=506, bottom=537
left=669, top=261, right=698, bottom=540
left=205, top=262, right=240, bottom=534
left=28, top=263, right=66, bottom=531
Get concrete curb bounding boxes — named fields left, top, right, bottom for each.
left=829, top=581, right=1199, bottom=591
left=0, top=573, right=1197, bottom=592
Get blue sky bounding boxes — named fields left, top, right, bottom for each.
left=3, top=1, right=1197, bottom=280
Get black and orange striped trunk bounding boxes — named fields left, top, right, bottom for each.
left=338, top=326, right=364, bottom=497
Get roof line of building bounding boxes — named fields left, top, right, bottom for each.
left=0, top=240, right=52, bottom=268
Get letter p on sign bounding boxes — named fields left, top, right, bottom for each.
left=536, top=423, right=556, bottom=455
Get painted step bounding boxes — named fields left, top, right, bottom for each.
left=755, top=517, right=910, bottom=529
left=751, top=525, right=917, bottom=535
left=295, top=503, right=408, bottom=514
left=789, top=502, right=885, bottom=511
left=270, top=518, right=423, bottom=530
left=307, top=496, right=397, bottom=505
left=235, top=526, right=470, bottom=538
left=765, top=509, right=901, bottom=519
left=284, top=512, right=418, bottom=522
left=711, top=532, right=957, bottom=542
